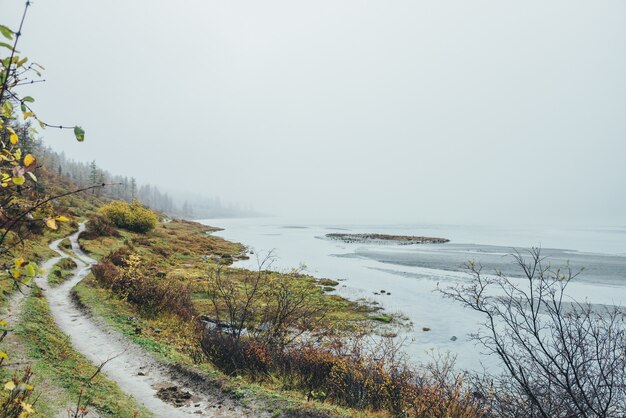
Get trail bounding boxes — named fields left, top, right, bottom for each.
left=34, top=223, right=255, bottom=417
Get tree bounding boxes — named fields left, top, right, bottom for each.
left=130, top=177, right=137, bottom=200
left=89, top=160, right=97, bottom=193
left=440, top=249, right=626, bottom=418
left=0, top=3, right=94, bottom=416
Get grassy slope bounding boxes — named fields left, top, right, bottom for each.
left=75, top=218, right=384, bottom=417
left=15, top=286, right=150, bottom=417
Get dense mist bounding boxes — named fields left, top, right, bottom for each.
left=4, top=0, right=625, bottom=225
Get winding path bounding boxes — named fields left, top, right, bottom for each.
left=34, top=223, right=253, bottom=417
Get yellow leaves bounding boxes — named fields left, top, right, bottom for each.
left=44, top=216, right=70, bottom=231
left=22, top=111, right=34, bottom=119
left=23, top=154, right=35, bottom=167
left=12, top=176, right=25, bottom=185
left=19, top=402, right=35, bottom=417
left=1, top=172, right=9, bottom=187
left=45, top=218, right=58, bottom=230
left=6, top=127, right=18, bottom=144
left=0, top=351, right=9, bottom=360
left=4, top=380, right=15, bottom=391
left=15, top=257, right=26, bottom=267
left=25, top=263, right=35, bottom=277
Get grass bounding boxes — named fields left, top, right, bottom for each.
left=371, top=314, right=393, bottom=324
left=47, top=257, right=78, bottom=287
left=73, top=277, right=374, bottom=417
left=14, top=285, right=150, bottom=417
left=0, top=221, right=80, bottom=310
left=74, top=218, right=392, bottom=417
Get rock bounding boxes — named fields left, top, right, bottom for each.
left=380, top=290, right=386, bottom=293
left=450, top=336, right=458, bottom=341
left=156, top=385, right=192, bottom=407
left=422, top=327, right=431, bottom=332
left=138, top=371, right=145, bottom=376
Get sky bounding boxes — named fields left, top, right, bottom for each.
left=2, top=0, right=626, bottom=225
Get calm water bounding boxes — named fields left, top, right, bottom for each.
left=199, top=218, right=626, bottom=371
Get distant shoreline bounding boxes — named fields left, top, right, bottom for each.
left=325, top=233, right=450, bottom=245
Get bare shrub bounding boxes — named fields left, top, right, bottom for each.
left=201, top=321, right=485, bottom=416
left=441, top=248, right=626, bottom=418
left=93, top=255, right=195, bottom=320
left=83, top=214, right=119, bottom=239
left=205, top=254, right=328, bottom=350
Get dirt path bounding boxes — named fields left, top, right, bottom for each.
left=35, top=223, right=254, bottom=417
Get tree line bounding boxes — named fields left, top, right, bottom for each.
left=36, top=143, right=259, bottom=219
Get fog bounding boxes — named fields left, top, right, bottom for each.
left=3, top=0, right=626, bottom=225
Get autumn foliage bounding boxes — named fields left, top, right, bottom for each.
left=99, top=200, right=158, bottom=233
left=92, top=251, right=195, bottom=320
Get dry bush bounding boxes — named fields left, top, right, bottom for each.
left=201, top=330, right=270, bottom=380
left=92, top=254, right=195, bottom=320
left=201, top=328, right=485, bottom=417
left=205, top=259, right=328, bottom=350
left=91, top=261, right=120, bottom=288
left=201, top=255, right=485, bottom=416
left=441, top=248, right=626, bottom=418
left=103, top=246, right=131, bottom=267
left=82, top=214, right=119, bottom=239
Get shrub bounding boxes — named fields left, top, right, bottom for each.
left=99, top=200, right=158, bottom=233
left=92, top=254, right=195, bottom=320
left=441, top=249, right=626, bottom=417
left=91, top=261, right=121, bottom=288
left=104, top=246, right=131, bottom=267
left=84, top=214, right=119, bottom=238
left=200, top=330, right=485, bottom=417
left=202, top=330, right=270, bottom=380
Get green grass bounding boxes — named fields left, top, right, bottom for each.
left=47, top=257, right=78, bottom=287
left=371, top=314, right=393, bottom=323
left=0, top=222, right=80, bottom=310
left=59, top=238, right=72, bottom=253
left=15, top=286, right=151, bottom=417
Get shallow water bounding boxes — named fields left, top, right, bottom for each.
left=201, top=218, right=626, bottom=371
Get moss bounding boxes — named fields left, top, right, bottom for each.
left=371, top=315, right=393, bottom=324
